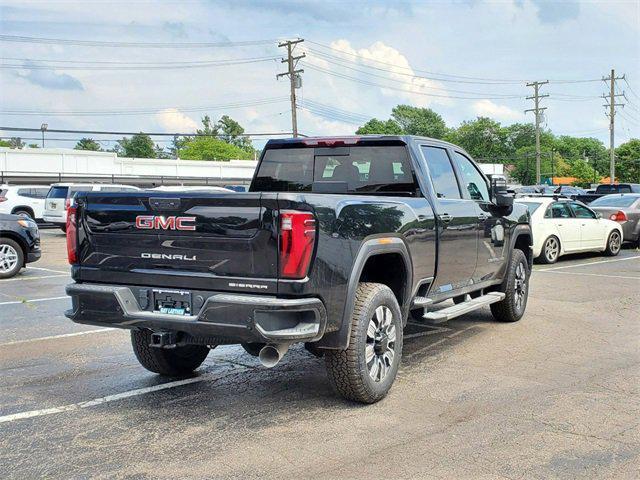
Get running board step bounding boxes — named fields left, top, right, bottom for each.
left=412, top=296, right=433, bottom=308
left=421, top=292, right=506, bottom=323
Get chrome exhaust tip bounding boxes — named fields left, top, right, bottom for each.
left=258, top=343, right=290, bottom=368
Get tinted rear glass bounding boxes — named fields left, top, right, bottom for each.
left=251, top=146, right=417, bottom=195
left=596, top=185, right=631, bottom=194
left=590, top=195, right=639, bottom=207
left=48, top=186, right=68, bottom=198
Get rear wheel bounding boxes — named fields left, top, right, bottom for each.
left=603, top=230, right=621, bottom=256
left=131, top=329, right=210, bottom=376
left=538, top=236, right=560, bottom=264
left=13, top=209, right=33, bottom=219
left=325, top=283, right=403, bottom=404
left=0, top=239, right=23, bottom=279
left=491, top=249, right=529, bottom=323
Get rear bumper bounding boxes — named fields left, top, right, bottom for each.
left=65, top=283, right=327, bottom=344
left=42, top=215, right=65, bottom=226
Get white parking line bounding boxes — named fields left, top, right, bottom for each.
left=0, top=375, right=210, bottom=424
left=0, top=296, right=68, bottom=306
left=536, top=271, right=639, bottom=281
left=0, top=329, right=112, bottom=347
left=27, top=266, right=69, bottom=274
left=537, top=255, right=640, bottom=272
left=1, top=274, right=69, bottom=282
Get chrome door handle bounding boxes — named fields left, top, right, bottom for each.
left=438, top=213, right=453, bottom=224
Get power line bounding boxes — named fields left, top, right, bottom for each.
left=303, top=55, right=524, bottom=97
left=303, top=63, right=524, bottom=100
left=0, top=34, right=276, bottom=48
left=0, top=126, right=292, bottom=137
left=0, top=97, right=290, bottom=116
left=0, top=56, right=280, bottom=70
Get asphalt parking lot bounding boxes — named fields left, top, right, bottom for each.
left=1, top=230, right=638, bottom=479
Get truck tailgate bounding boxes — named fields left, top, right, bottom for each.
left=76, top=192, right=278, bottom=292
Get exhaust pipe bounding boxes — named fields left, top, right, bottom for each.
left=258, top=343, right=290, bottom=368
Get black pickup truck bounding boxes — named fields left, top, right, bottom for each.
left=574, top=183, right=640, bottom=204
left=65, top=136, right=532, bottom=403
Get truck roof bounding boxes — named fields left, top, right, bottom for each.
left=264, top=135, right=462, bottom=150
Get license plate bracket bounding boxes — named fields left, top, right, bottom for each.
left=152, top=289, right=192, bottom=316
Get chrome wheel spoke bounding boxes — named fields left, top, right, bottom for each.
left=365, top=344, right=375, bottom=363
left=386, top=325, right=396, bottom=343
left=369, top=357, right=380, bottom=380
left=367, top=320, right=377, bottom=340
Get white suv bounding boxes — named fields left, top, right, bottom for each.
left=43, top=183, right=140, bottom=231
left=0, top=185, right=51, bottom=220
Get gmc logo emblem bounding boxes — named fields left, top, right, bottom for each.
left=135, top=215, right=196, bottom=231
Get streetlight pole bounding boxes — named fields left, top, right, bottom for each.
left=40, top=123, right=48, bottom=148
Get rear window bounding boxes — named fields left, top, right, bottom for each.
left=47, top=186, right=68, bottom=199
left=518, top=201, right=542, bottom=215
left=596, top=185, right=631, bottom=194
left=251, top=145, right=417, bottom=195
left=590, top=195, right=639, bottom=207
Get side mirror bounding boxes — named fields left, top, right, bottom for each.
left=490, top=176, right=514, bottom=208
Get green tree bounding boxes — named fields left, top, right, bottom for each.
left=511, top=146, right=570, bottom=185
left=217, top=115, right=253, bottom=152
left=391, top=105, right=447, bottom=138
left=8, top=137, right=25, bottom=149
left=355, top=118, right=404, bottom=135
left=0, top=139, right=10, bottom=147
left=74, top=138, right=102, bottom=151
left=615, top=139, right=640, bottom=183
left=179, top=137, right=252, bottom=161
left=27, top=143, right=39, bottom=148
left=569, top=158, right=600, bottom=185
left=447, top=117, right=510, bottom=159
left=117, top=133, right=156, bottom=158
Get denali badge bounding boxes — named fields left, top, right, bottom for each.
left=135, top=215, right=196, bottom=231
left=141, top=253, right=197, bottom=261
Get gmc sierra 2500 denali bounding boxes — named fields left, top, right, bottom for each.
left=65, top=136, right=532, bottom=403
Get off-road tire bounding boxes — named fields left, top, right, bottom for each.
left=131, top=329, right=210, bottom=376
left=491, top=249, right=529, bottom=323
left=537, top=235, right=560, bottom=264
left=0, top=238, right=24, bottom=279
left=603, top=230, right=622, bottom=256
left=324, top=282, right=403, bottom=404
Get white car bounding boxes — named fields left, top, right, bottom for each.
left=517, top=197, right=623, bottom=264
left=0, top=184, right=51, bottom=220
left=44, top=183, right=140, bottom=231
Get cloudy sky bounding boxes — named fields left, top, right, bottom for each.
left=0, top=0, right=638, bottom=150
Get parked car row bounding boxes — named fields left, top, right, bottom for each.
left=516, top=193, right=639, bottom=264
left=1, top=183, right=241, bottom=231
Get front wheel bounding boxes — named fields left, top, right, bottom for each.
left=491, top=249, right=530, bottom=323
left=0, top=238, right=24, bottom=279
left=603, top=230, right=622, bottom=256
left=324, top=283, right=403, bottom=404
left=131, top=329, right=210, bottom=376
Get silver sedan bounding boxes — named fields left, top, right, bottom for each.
left=589, top=193, right=640, bottom=246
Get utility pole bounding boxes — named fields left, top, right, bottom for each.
left=525, top=80, right=549, bottom=185
left=602, top=69, right=625, bottom=184
left=277, top=39, right=304, bottom=137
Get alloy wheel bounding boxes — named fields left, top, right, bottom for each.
left=0, top=244, right=19, bottom=273
left=609, top=231, right=621, bottom=254
left=365, top=306, right=396, bottom=382
left=513, top=261, right=528, bottom=312
left=545, top=237, right=559, bottom=262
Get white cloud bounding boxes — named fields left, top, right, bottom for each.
left=155, top=108, right=199, bottom=132
left=472, top=100, right=522, bottom=121
left=327, top=39, right=449, bottom=107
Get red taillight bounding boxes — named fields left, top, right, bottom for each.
left=279, top=211, right=316, bottom=279
left=0, top=197, right=7, bottom=203
left=66, top=206, right=78, bottom=264
left=609, top=210, right=627, bottom=222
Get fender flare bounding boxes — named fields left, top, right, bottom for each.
left=507, top=224, right=533, bottom=270
left=320, top=236, right=413, bottom=350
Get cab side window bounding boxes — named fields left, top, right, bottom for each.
left=421, top=146, right=461, bottom=199
left=451, top=151, right=490, bottom=202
